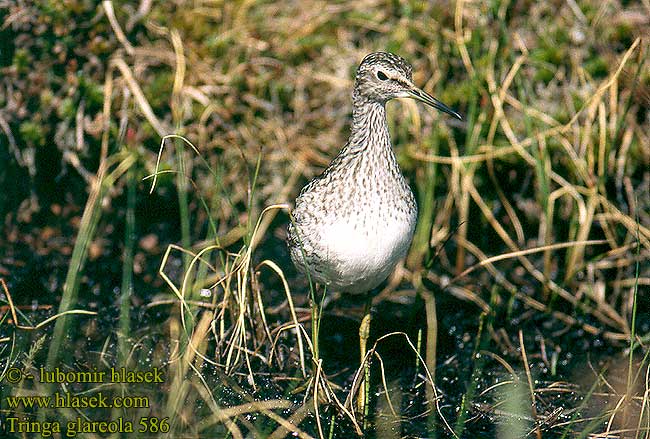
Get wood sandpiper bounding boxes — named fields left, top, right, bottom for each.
left=288, top=52, right=461, bottom=296
left=287, top=52, right=461, bottom=412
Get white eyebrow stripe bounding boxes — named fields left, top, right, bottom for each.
left=375, top=67, right=409, bottom=84
left=380, top=70, right=402, bottom=81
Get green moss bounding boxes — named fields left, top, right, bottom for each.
left=389, top=23, right=409, bottom=47
left=534, top=66, right=555, bottom=84
left=552, top=28, right=570, bottom=46
left=140, top=121, right=159, bottom=141
left=584, top=56, right=608, bottom=78
left=571, top=92, right=584, bottom=111
left=610, top=22, right=634, bottom=49
left=85, top=83, right=104, bottom=109
left=554, top=108, right=571, bottom=125
left=88, top=35, right=112, bottom=56
left=40, top=90, right=54, bottom=108
left=475, top=52, right=494, bottom=72
left=145, top=72, right=174, bottom=110
left=13, top=48, right=32, bottom=74
left=19, top=121, right=46, bottom=147
left=386, top=39, right=405, bottom=56
left=444, top=81, right=474, bottom=107
left=295, top=34, right=329, bottom=55
left=78, top=75, right=104, bottom=110
left=581, top=2, right=598, bottom=21
left=58, top=98, right=76, bottom=120
left=531, top=45, right=565, bottom=66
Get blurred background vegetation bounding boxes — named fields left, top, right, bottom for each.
left=1, top=0, right=649, bottom=438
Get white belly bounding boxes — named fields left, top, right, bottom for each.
left=316, top=214, right=415, bottom=293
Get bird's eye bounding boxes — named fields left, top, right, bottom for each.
left=376, top=71, right=388, bottom=81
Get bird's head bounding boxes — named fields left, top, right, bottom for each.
left=354, top=52, right=462, bottom=120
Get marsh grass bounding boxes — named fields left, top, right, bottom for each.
left=1, top=0, right=649, bottom=438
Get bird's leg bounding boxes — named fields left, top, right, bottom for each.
left=356, top=292, right=373, bottom=419
left=310, top=285, right=326, bottom=366
left=311, top=297, right=320, bottom=364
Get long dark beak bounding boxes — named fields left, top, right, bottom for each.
left=408, top=87, right=462, bottom=120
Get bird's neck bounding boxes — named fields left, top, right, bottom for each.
left=348, top=97, right=391, bottom=155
